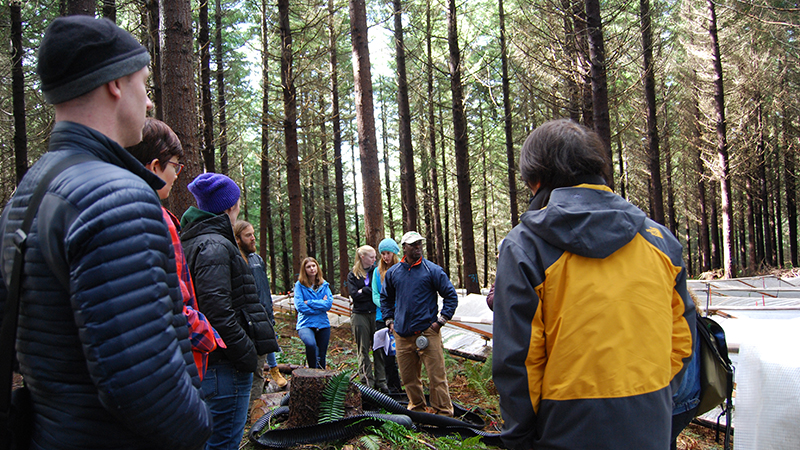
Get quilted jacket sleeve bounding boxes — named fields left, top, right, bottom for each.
left=66, top=171, right=212, bottom=449
left=191, top=238, right=257, bottom=373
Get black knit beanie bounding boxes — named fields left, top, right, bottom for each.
left=37, top=16, right=150, bottom=105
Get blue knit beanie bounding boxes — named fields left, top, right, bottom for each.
left=378, top=238, right=400, bottom=255
left=188, top=173, right=241, bottom=214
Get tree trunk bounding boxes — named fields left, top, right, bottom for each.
left=447, top=0, right=479, bottom=294
left=329, top=0, right=349, bottom=294
left=500, top=0, right=518, bottom=227
left=663, top=91, right=676, bottom=236
left=710, top=183, right=721, bottom=270
left=707, top=0, right=733, bottom=278
left=280, top=190, right=291, bottom=292
left=691, top=72, right=710, bottom=272
left=784, top=111, right=797, bottom=267
left=11, top=1, right=27, bottom=185
left=160, top=0, right=202, bottom=214
left=67, top=0, right=95, bottom=16
left=640, top=0, right=663, bottom=224
left=144, top=0, right=162, bottom=120
left=393, top=0, right=418, bottom=234
left=349, top=0, right=384, bottom=247
left=426, top=0, right=444, bottom=267
left=199, top=0, right=215, bottom=173
left=215, top=0, right=228, bottom=175
left=351, top=140, right=361, bottom=248
left=260, top=0, right=277, bottom=285
left=279, top=0, right=306, bottom=277
left=756, top=100, right=773, bottom=267
left=585, top=0, right=613, bottom=189
left=102, top=0, right=115, bottom=22
left=439, top=91, right=451, bottom=276
left=561, top=0, right=581, bottom=123
left=379, top=82, right=395, bottom=240
left=320, top=110, right=335, bottom=284
left=746, top=176, right=757, bottom=274
left=285, top=368, right=362, bottom=428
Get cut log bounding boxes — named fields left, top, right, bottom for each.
left=285, top=368, right=363, bottom=428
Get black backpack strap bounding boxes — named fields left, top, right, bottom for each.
left=0, top=153, right=97, bottom=412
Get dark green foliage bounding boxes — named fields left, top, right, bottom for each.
left=318, top=370, right=352, bottom=423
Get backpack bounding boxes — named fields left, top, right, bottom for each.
left=695, top=314, right=734, bottom=449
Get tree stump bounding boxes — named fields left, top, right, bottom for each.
left=285, top=368, right=363, bottom=428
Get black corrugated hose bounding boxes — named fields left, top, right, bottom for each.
left=248, top=382, right=503, bottom=448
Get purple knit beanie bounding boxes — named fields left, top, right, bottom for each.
left=188, top=173, right=241, bottom=214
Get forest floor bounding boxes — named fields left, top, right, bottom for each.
left=241, top=311, right=730, bottom=450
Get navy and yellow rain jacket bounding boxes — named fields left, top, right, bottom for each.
left=492, top=183, right=695, bottom=450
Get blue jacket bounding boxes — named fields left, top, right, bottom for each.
left=380, top=257, right=457, bottom=337
left=294, top=280, right=332, bottom=329
left=0, top=121, right=212, bottom=450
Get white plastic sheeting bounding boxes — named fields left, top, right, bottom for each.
left=734, top=318, right=800, bottom=450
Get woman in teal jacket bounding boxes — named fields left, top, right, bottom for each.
left=294, top=257, right=333, bottom=368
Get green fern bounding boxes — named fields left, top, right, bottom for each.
left=318, top=371, right=351, bottom=423
left=358, top=434, right=381, bottom=450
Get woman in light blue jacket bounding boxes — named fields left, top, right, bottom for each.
left=294, top=257, right=333, bottom=368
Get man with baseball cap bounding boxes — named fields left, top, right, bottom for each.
left=380, top=231, right=458, bottom=416
left=0, top=16, right=211, bottom=450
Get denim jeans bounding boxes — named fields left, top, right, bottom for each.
left=297, top=327, right=330, bottom=369
left=202, top=361, right=253, bottom=450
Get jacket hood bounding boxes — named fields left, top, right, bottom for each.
left=180, top=206, right=236, bottom=245
left=520, top=184, right=646, bottom=259
left=50, top=121, right=166, bottom=193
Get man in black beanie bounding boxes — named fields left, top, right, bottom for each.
left=0, top=16, right=212, bottom=450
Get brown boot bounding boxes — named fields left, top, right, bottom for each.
left=270, top=366, right=288, bottom=388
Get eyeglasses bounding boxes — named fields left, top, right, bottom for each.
left=166, top=161, right=184, bottom=175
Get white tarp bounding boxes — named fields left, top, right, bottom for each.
left=733, top=318, right=800, bottom=450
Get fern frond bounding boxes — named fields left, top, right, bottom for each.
left=318, top=371, right=351, bottom=423
left=358, top=434, right=381, bottom=450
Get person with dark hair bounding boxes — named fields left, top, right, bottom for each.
left=181, top=173, right=278, bottom=450
left=127, top=118, right=224, bottom=381
left=381, top=231, right=458, bottom=417
left=0, top=16, right=211, bottom=449
left=294, top=257, right=333, bottom=369
left=492, top=119, right=695, bottom=450
left=233, top=220, right=288, bottom=415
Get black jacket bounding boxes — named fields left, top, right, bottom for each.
left=0, top=121, right=211, bottom=450
left=180, top=207, right=277, bottom=373
left=346, top=264, right=376, bottom=314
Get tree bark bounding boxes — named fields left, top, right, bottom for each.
left=426, top=0, right=445, bottom=267
left=11, top=1, right=27, bottom=185
left=691, top=70, right=711, bottom=272
left=260, top=0, right=276, bottom=285
left=329, top=0, right=349, bottom=294
left=215, top=0, right=228, bottom=175
left=144, top=0, right=162, bottom=120
left=585, top=0, right=613, bottom=189
left=561, top=0, right=581, bottom=123
left=783, top=105, right=797, bottom=267
left=379, top=81, right=395, bottom=240
left=756, top=100, right=773, bottom=266
left=447, top=0, right=480, bottom=294
left=349, top=0, right=385, bottom=247
left=439, top=91, right=451, bottom=276
left=640, top=0, right=664, bottom=224
left=707, top=0, right=733, bottom=278
left=499, top=0, right=519, bottom=227
left=746, top=174, right=757, bottom=273
left=67, top=0, right=95, bottom=16
left=279, top=0, right=307, bottom=277
left=285, top=368, right=362, bottom=428
left=199, top=0, right=215, bottom=173
left=102, top=0, right=115, bottom=22
left=393, top=0, right=418, bottom=234
left=320, top=109, right=335, bottom=285
left=160, top=0, right=202, bottom=214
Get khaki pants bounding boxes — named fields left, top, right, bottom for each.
left=395, top=327, right=453, bottom=416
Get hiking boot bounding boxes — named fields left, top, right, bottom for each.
left=270, top=366, right=288, bottom=388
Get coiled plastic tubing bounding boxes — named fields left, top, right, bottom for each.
left=249, top=382, right=503, bottom=448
